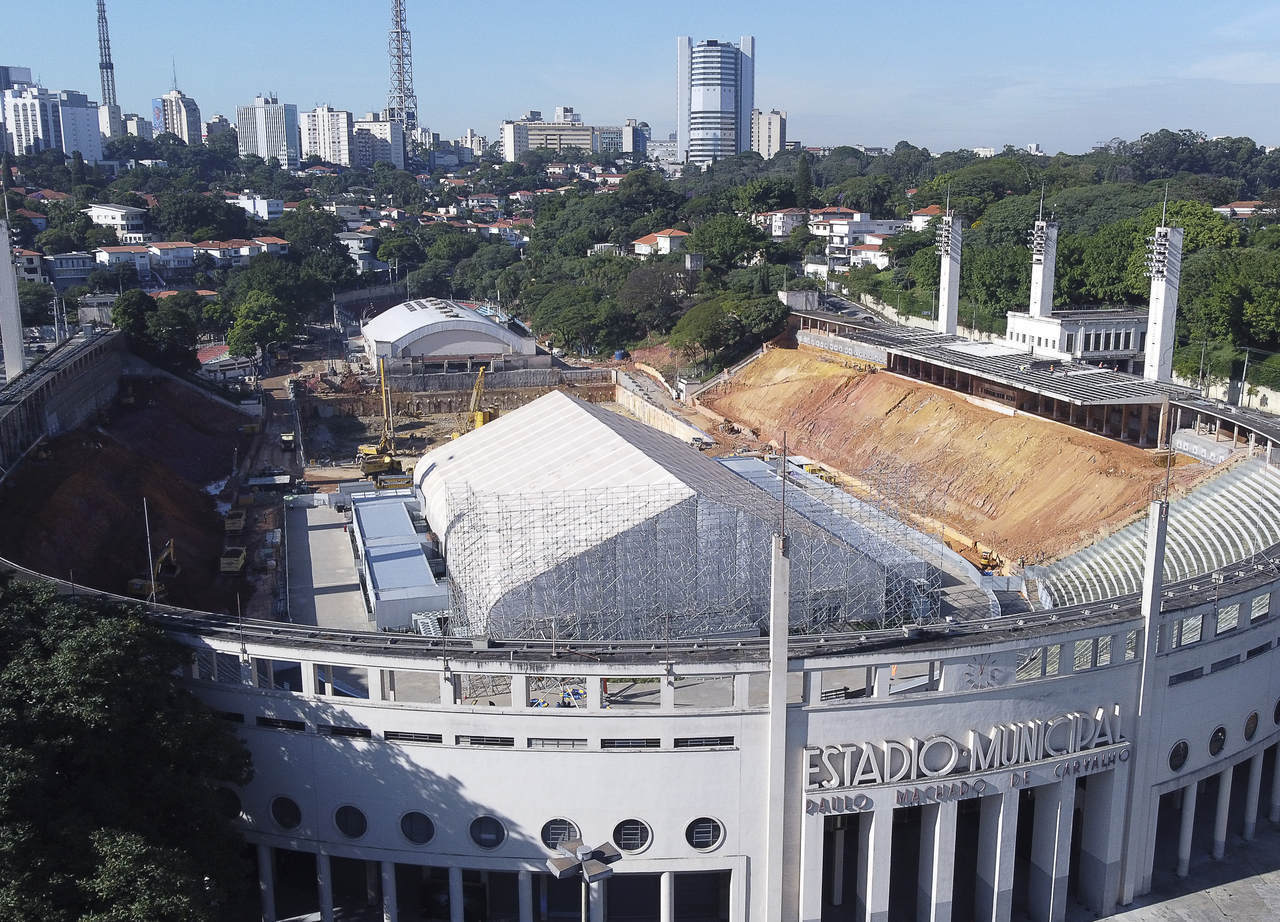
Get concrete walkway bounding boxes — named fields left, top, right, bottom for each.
left=285, top=504, right=372, bottom=631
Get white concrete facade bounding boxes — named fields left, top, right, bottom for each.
left=936, top=215, right=961, bottom=335
left=750, top=108, right=786, bottom=160
left=301, top=105, right=353, bottom=167
left=237, top=96, right=301, bottom=169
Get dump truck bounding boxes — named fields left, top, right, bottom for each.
left=220, top=546, right=247, bottom=575
left=279, top=431, right=296, bottom=451
left=224, top=509, right=247, bottom=535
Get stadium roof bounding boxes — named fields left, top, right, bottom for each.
left=362, top=298, right=534, bottom=357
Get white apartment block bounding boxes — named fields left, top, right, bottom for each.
left=750, top=108, right=786, bottom=160
left=3, top=84, right=61, bottom=156
left=57, top=91, right=102, bottom=163
left=500, top=117, right=595, bottom=162
left=122, top=113, right=152, bottom=140
left=230, top=194, right=283, bottom=222
left=82, top=203, right=147, bottom=241
left=353, top=115, right=405, bottom=170
left=302, top=105, right=354, bottom=166
left=237, top=95, right=301, bottom=169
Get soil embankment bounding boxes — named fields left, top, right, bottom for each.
left=0, top=379, right=250, bottom=611
left=705, top=347, right=1209, bottom=561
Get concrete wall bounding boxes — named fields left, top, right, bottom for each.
left=796, top=330, right=887, bottom=364
left=613, top=382, right=713, bottom=445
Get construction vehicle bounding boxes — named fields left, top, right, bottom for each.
left=279, top=430, right=296, bottom=451
left=224, top=509, right=247, bottom=536
left=220, top=546, right=247, bottom=575
left=127, top=538, right=180, bottom=602
left=358, top=358, right=402, bottom=477
left=375, top=472, right=413, bottom=490
left=450, top=367, right=498, bottom=439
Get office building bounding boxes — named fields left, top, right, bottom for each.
left=301, top=105, right=354, bottom=166
left=553, top=105, right=582, bottom=124
left=3, top=84, right=61, bottom=157
left=0, top=65, right=32, bottom=92
left=57, top=91, right=103, bottom=163
left=677, top=35, right=755, bottom=165
left=500, top=113, right=595, bottom=162
left=204, top=114, right=233, bottom=143
left=151, top=89, right=202, bottom=145
left=122, top=113, right=152, bottom=140
left=353, top=113, right=405, bottom=170
left=750, top=108, right=786, bottom=160
left=237, top=95, right=301, bottom=169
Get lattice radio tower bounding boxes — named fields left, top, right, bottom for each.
left=96, top=0, right=118, bottom=110
left=387, top=0, right=419, bottom=138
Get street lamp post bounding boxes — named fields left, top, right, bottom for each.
left=546, top=839, right=621, bottom=922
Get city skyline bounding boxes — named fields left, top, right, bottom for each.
left=1, top=1, right=1278, bottom=154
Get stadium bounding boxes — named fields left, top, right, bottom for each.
left=4, top=217, right=1280, bottom=922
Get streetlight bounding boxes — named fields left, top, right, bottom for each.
left=546, top=838, right=621, bottom=922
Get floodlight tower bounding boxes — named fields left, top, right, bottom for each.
left=1143, top=225, right=1183, bottom=382
left=1028, top=192, right=1058, bottom=319
left=0, top=219, right=25, bottom=382
left=935, top=211, right=962, bottom=335
left=386, top=0, right=419, bottom=139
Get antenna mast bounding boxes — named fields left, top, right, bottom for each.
left=96, top=1, right=118, bottom=109
left=387, top=0, right=419, bottom=138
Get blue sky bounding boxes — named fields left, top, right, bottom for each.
left=5, top=1, right=1279, bottom=153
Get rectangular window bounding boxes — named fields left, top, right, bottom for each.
left=1252, top=595, right=1271, bottom=622
left=528, top=738, right=588, bottom=750
left=214, top=710, right=245, bottom=723
left=1211, top=655, right=1240, bottom=673
left=384, top=731, right=442, bottom=744
left=1247, top=642, right=1272, bottom=659
left=455, top=735, right=515, bottom=748
left=1123, top=331, right=1133, bottom=350
left=1217, top=604, right=1240, bottom=634
left=1169, top=667, right=1204, bottom=686
left=674, top=737, right=735, bottom=749
left=256, top=716, right=306, bottom=732
left=319, top=724, right=372, bottom=738
left=601, top=738, right=660, bottom=750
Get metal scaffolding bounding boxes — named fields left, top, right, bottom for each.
left=439, top=468, right=943, bottom=643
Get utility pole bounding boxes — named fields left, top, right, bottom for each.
left=1241, top=347, right=1251, bottom=407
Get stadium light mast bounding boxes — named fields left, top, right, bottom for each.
left=387, top=0, right=419, bottom=141
left=97, top=0, right=118, bottom=110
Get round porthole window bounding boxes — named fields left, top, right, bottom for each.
left=334, top=805, right=367, bottom=839
left=1169, top=740, right=1189, bottom=772
left=401, top=812, right=435, bottom=845
left=541, top=818, right=580, bottom=850
left=1245, top=712, right=1260, bottom=742
left=685, top=817, right=724, bottom=851
left=271, top=796, right=301, bottom=830
left=1209, top=726, right=1227, bottom=757
left=470, top=815, right=506, bottom=849
left=613, top=819, right=651, bottom=853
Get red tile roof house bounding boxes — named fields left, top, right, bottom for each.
left=632, top=228, right=689, bottom=258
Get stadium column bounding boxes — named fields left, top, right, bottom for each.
left=1243, top=753, right=1263, bottom=841
left=917, top=800, right=957, bottom=922
left=1212, top=766, right=1233, bottom=859
left=317, top=852, right=335, bottom=922
left=856, top=809, right=892, bottom=922
left=1028, top=778, right=1075, bottom=922
left=381, top=861, right=398, bottom=922
left=449, top=867, right=464, bottom=922
left=659, top=871, right=674, bottom=922
left=1077, top=765, right=1127, bottom=913
left=975, top=791, right=1019, bottom=922
left=257, top=843, right=276, bottom=922
left=1269, top=747, right=1280, bottom=824
left=518, top=871, right=533, bottom=922
left=1176, top=781, right=1197, bottom=877
left=798, top=809, right=825, bottom=921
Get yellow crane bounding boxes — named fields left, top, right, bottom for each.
left=451, top=367, right=497, bottom=439
left=358, top=358, right=401, bottom=476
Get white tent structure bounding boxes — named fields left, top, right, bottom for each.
left=361, top=298, right=535, bottom=363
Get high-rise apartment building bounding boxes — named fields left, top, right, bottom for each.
left=677, top=36, right=754, bottom=165
left=750, top=108, right=786, bottom=160
left=302, top=105, right=354, bottom=166
left=204, top=114, right=233, bottom=143
left=237, top=95, right=301, bottom=169
left=57, top=91, right=103, bottom=163
left=151, top=89, right=202, bottom=145
left=3, top=84, right=62, bottom=157
left=352, top=113, right=404, bottom=170
left=0, top=66, right=32, bottom=92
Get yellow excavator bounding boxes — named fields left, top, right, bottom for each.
left=451, top=367, right=497, bottom=439
left=358, top=358, right=401, bottom=477
left=127, top=538, right=180, bottom=602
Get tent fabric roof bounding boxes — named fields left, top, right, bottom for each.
left=361, top=298, right=530, bottom=356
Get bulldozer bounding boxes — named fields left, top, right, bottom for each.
left=450, top=367, right=498, bottom=439
left=127, top=538, right=180, bottom=603
left=358, top=358, right=402, bottom=477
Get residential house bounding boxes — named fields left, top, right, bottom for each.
left=147, top=241, right=196, bottom=274
left=82, top=203, right=148, bottom=242
left=12, top=247, right=46, bottom=283
left=753, top=208, right=809, bottom=239
left=94, top=245, right=152, bottom=279
left=909, top=204, right=944, bottom=231
left=42, top=251, right=95, bottom=291
left=632, top=228, right=689, bottom=258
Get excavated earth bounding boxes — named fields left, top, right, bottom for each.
left=0, top=379, right=249, bottom=612
left=705, top=346, right=1210, bottom=562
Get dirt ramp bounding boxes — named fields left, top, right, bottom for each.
left=706, top=348, right=1207, bottom=561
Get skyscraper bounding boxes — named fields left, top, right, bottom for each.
left=750, top=108, right=786, bottom=160
left=237, top=95, right=301, bottom=169
left=57, top=91, right=103, bottom=163
left=151, top=89, right=202, bottom=145
left=677, top=36, right=754, bottom=166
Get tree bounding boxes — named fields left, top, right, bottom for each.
left=16, top=280, right=56, bottom=324
left=227, top=290, right=294, bottom=358
left=0, top=578, right=254, bottom=921
left=794, top=153, right=813, bottom=208
left=687, top=215, right=765, bottom=271
left=110, top=288, right=157, bottom=336
left=618, top=262, right=687, bottom=334
left=669, top=298, right=732, bottom=361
